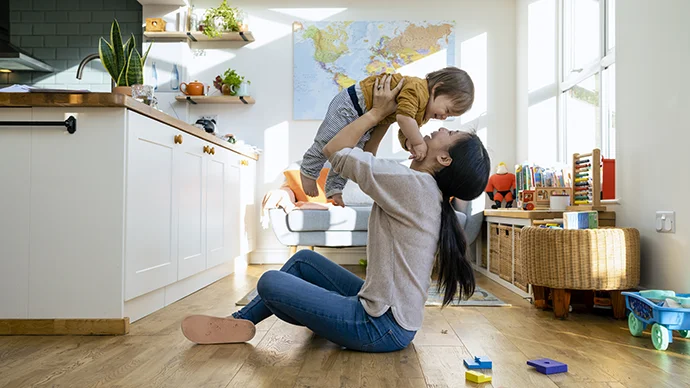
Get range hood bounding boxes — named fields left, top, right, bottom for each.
left=0, top=0, right=54, bottom=72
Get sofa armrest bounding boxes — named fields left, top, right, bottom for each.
left=452, top=198, right=483, bottom=246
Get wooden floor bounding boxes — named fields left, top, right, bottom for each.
left=1, top=264, right=689, bottom=388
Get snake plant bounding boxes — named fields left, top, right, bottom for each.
left=99, top=19, right=152, bottom=86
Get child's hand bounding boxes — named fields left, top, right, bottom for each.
left=330, top=193, right=345, bottom=207
left=410, top=141, right=427, bottom=161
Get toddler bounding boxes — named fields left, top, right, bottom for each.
left=300, top=67, right=474, bottom=206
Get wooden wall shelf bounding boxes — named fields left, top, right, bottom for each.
left=144, top=31, right=254, bottom=43
left=175, top=95, right=255, bottom=105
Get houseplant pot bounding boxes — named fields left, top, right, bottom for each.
left=99, top=19, right=151, bottom=95
left=201, top=0, right=241, bottom=38
left=112, top=86, right=132, bottom=96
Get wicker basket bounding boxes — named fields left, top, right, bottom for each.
left=513, top=227, right=528, bottom=292
left=481, top=228, right=488, bottom=269
left=521, top=227, right=640, bottom=290
left=489, top=224, right=501, bottom=275
left=498, top=225, right=513, bottom=282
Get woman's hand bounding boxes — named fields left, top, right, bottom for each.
left=370, top=74, right=403, bottom=119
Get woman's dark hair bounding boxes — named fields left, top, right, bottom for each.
left=434, top=132, right=491, bottom=307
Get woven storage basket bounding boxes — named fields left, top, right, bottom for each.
left=481, top=227, right=488, bottom=269
left=513, top=227, right=528, bottom=292
left=498, top=225, right=513, bottom=282
left=489, top=224, right=501, bottom=275
left=521, top=227, right=640, bottom=290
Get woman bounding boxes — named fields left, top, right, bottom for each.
left=181, top=75, right=491, bottom=353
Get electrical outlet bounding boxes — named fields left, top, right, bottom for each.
left=655, top=211, right=675, bottom=233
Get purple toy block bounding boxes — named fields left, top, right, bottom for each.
left=527, top=358, right=568, bottom=375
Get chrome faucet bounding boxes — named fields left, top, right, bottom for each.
left=76, top=53, right=101, bottom=79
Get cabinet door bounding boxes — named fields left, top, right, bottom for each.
left=239, top=158, right=257, bottom=254
left=0, top=111, right=31, bottom=317
left=226, top=153, right=241, bottom=264
left=205, top=145, right=230, bottom=269
left=177, top=134, right=207, bottom=280
left=125, top=113, right=179, bottom=301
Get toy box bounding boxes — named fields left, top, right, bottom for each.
left=563, top=211, right=598, bottom=229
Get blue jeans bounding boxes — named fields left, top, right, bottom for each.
left=232, top=250, right=416, bottom=353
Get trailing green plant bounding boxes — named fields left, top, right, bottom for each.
left=201, top=0, right=241, bottom=38
left=99, top=19, right=152, bottom=87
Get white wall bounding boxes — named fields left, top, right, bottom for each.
left=145, top=0, right=517, bottom=263
left=617, top=0, right=690, bottom=292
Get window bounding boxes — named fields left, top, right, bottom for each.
left=559, top=0, right=615, bottom=161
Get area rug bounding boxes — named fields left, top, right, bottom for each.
left=235, top=281, right=510, bottom=307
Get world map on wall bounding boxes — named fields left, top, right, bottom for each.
left=293, top=21, right=456, bottom=120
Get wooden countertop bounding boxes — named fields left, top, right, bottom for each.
left=0, top=92, right=259, bottom=161
left=484, top=209, right=616, bottom=220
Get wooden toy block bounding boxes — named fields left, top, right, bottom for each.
left=527, top=358, right=568, bottom=375
left=465, top=370, right=492, bottom=383
left=464, top=356, right=492, bottom=369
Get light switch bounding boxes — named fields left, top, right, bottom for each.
left=656, top=211, right=675, bottom=233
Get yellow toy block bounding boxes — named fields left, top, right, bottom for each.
left=465, top=370, right=492, bottom=383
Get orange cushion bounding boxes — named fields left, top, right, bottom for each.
left=283, top=168, right=330, bottom=203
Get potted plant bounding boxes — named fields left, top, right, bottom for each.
left=200, top=0, right=241, bottom=38
left=213, top=68, right=250, bottom=96
left=99, top=19, right=152, bottom=95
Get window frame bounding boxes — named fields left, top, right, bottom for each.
left=558, top=0, right=616, bottom=162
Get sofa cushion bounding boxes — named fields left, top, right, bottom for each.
left=287, top=206, right=371, bottom=232
left=283, top=168, right=331, bottom=203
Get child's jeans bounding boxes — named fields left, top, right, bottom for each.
left=232, top=250, right=416, bottom=353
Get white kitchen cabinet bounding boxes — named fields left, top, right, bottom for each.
left=0, top=109, right=31, bottom=318
left=205, top=144, right=232, bottom=270
left=176, top=133, right=207, bottom=281
left=125, top=112, right=249, bottom=300
left=238, top=158, right=257, bottom=255
left=125, top=112, right=180, bottom=301
left=0, top=100, right=258, bottom=325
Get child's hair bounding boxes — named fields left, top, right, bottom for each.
left=426, top=67, right=475, bottom=116
left=433, top=131, right=491, bottom=307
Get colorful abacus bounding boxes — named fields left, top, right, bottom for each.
left=568, top=149, right=607, bottom=212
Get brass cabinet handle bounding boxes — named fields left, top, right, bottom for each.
left=210, top=147, right=215, bottom=155
left=174, top=134, right=183, bottom=144
left=203, top=145, right=210, bottom=154
left=240, top=159, right=248, bottom=166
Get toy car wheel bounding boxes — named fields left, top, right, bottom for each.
left=651, top=323, right=670, bottom=351
left=628, top=314, right=645, bottom=337
left=679, top=330, right=690, bottom=339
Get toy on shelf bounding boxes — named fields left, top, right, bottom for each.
left=568, top=149, right=607, bottom=212
left=515, top=162, right=571, bottom=211
left=623, top=291, right=690, bottom=351
left=465, top=370, right=492, bottom=383
left=527, top=358, right=568, bottom=375
left=464, top=356, right=492, bottom=369
left=485, top=163, right=516, bottom=209
left=563, top=210, right=598, bottom=229
left=602, top=157, right=616, bottom=199
left=519, top=187, right=572, bottom=211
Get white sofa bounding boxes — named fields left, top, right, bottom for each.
left=267, top=161, right=483, bottom=251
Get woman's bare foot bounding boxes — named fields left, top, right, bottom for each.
left=301, top=174, right=319, bottom=197
left=181, top=315, right=256, bottom=344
